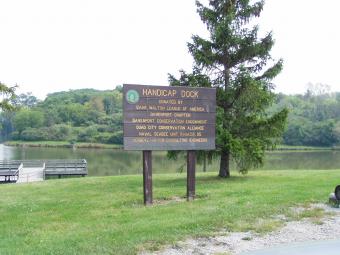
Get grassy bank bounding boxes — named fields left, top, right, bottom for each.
left=0, top=170, right=339, bottom=254
left=275, top=145, right=339, bottom=151
left=4, top=140, right=122, bottom=149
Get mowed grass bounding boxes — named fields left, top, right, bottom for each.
left=1, top=170, right=339, bottom=254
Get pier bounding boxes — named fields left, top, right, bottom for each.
left=0, top=159, right=87, bottom=183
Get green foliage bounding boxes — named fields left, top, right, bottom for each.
left=13, top=109, right=44, bottom=133
left=11, top=92, right=39, bottom=108
left=3, top=84, right=339, bottom=148
left=1, top=88, right=124, bottom=144
left=78, top=126, right=99, bottom=142
left=271, top=91, right=340, bottom=147
left=21, top=127, right=49, bottom=141
left=169, top=0, right=288, bottom=175
left=110, top=130, right=123, bottom=144
left=0, top=82, right=16, bottom=111
left=49, top=124, right=72, bottom=140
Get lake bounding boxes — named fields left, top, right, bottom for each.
left=0, top=144, right=339, bottom=176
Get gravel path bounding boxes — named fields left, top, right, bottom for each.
left=141, top=204, right=340, bottom=255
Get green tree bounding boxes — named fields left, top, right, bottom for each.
left=0, top=82, right=18, bottom=141
left=3, top=88, right=125, bottom=145
left=11, top=92, right=39, bottom=108
left=57, top=103, right=88, bottom=126
left=170, top=0, right=288, bottom=177
left=0, top=82, right=16, bottom=111
left=13, top=109, right=44, bottom=133
left=0, top=111, right=15, bottom=141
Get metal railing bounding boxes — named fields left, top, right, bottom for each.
left=0, top=162, right=21, bottom=182
left=0, top=159, right=87, bottom=183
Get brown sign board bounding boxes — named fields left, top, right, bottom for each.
left=123, top=84, right=216, bottom=151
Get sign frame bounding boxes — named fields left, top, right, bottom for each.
left=123, top=84, right=216, bottom=151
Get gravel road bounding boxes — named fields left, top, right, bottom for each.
left=141, top=204, right=340, bottom=255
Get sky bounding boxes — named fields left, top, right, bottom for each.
left=0, top=0, right=340, bottom=99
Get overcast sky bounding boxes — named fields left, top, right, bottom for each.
left=0, top=0, right=340, bottom=99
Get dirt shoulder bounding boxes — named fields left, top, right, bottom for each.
left=141, top=204, right=340, bottom=255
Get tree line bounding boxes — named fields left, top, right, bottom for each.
left=0, top=88, right=123, bottom=144
left=1, top=87, right=339, bottom=148
left=274, top=91, right=340, bottom=147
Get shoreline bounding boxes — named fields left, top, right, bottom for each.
left=3, top=141, right=123, bottom=149
left=275, top=145, right=340, bottom=151
left=3, top=141, right=338, bottom=151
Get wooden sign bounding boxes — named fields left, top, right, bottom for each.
left=123, top=84, right=216, bottom=151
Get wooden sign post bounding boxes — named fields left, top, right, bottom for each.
left=123, top=84, right=216, bottom=205
left=187, top=150, right=196, bottom=201
left=143, top=150, right=152, bottom=205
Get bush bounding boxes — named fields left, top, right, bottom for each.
left=48, top=124, right=72, bottom=141
left=21, top=128, right=49, bottom=141
left=92, top=131, right=123, bottom=144
left=109, top=131, right=123, bottom=144
left=77, top=126, right=99, bottom=142
left=10, top=131, right=20, bottom=140
left=94, top=132, right=112, bottom=144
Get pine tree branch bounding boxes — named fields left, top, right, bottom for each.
left=229, top=32, right=274, bottom=68
left=256, top=59, right=284, bottom=81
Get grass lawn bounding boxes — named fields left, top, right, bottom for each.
left=1, top=170, right=339, bottom=254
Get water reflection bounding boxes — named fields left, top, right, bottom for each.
left=0, top=144, right=339, bottom=176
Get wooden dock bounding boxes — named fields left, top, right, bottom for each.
left=0, top=161, right=20, bottom=183
left=0, top=159, right=87, bottom=183
left=17, top=167, right=45, bottom=183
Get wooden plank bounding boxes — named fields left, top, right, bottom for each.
left=143, top=151, right=153, bottom=205
left=124, top=123, right=215, bottom=137
left=123, top=84, right=217, bottom=101
left=187, top=151, right=196, bottom=201
left=124, top=111, right=216, bottom=124
left=124, top=137, right=215, bottom=151
left=123, top=84, right=216, bottom=151
left=124, top=98, right=216, bottom=113
left=46, top=173, right=87, bottom=176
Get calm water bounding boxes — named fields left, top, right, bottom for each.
left=0, top=144, right=339, bottom=176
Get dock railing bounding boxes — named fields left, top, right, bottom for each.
left=0, top=159, right=87, bottom=183
left=44, top=159, right=87, bottom=178
left=0, top=161, right=21, bottom=182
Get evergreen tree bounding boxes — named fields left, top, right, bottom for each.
left=170, top=0, right=288, bottom=177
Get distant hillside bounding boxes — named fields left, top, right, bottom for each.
left=269, top=92, right=340, bottom=146
left=0, top=88, right=123, bottom=144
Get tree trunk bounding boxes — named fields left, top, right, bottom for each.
left=203, top=153, right=207, bottom=172
left=219, top=150, right=230, bottom=178
left=219, top=65, right=231, bottom=179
